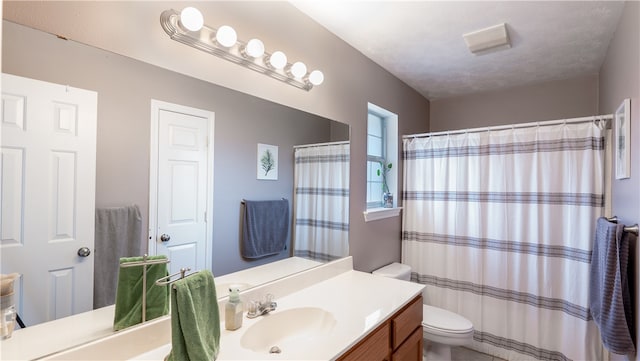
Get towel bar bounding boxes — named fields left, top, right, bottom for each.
left=241, top=197, right=286, bottom=204
left=625, top=225, right=639, bottom=236
left=155, top=267, right=199, bottom=289
left=605, top=216, right=639, bottom=236
left=119, top=254, right=170, bottom=323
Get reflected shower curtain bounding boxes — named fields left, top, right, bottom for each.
left=402, top=121, right=607, bottom=361
left=294, top=142, right=350, bottom=262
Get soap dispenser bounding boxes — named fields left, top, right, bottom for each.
left=225, top=288, right=243, bottom=331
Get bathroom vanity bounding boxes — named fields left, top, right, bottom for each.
left=337, top=295, right=423, bottom=361
left=3, top=257, right=424, bottom=360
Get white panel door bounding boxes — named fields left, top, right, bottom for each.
left=1, top=73, right=97, bottom=326
left=150, top=101, right=213, bottom=276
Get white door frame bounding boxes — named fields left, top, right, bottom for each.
left=148, top=100, right=214, bottom=271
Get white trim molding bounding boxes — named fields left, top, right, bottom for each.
left=363, top=207, right=402, bottom=222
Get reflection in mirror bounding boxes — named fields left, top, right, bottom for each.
left=293, top=142, right=350, bottom=261
left=1, top=19, right=350, bottom=335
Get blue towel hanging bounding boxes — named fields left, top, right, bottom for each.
left=241, top=199, right=289, bottom=258
left=589, top=217, right=636, bottom=354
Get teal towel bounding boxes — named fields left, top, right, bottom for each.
left=113, top=255, right=169, bottom=331
left=166, top=270, right=220, bottom=361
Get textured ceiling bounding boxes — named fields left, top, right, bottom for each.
left=291, top=1, right=625, bottom=100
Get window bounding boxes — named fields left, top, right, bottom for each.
left=367, top=112, right=385, bottom=207
left=366, top=103, right=398, bottom=209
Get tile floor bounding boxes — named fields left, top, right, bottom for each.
left=450, top=347, right=507, bottom=361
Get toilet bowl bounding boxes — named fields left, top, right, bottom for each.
left=372, top=263, right=474, bottom=361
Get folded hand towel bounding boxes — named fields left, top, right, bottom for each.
left=166, top=270, right=220, bottom=361
left=113, top=255, right=169, bottom=331
left=242, top=199, right=289, bottom=258
left=589, top=217, right=636, bottom=354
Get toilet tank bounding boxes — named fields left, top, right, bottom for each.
left=372, top=262, right=411, bottom=281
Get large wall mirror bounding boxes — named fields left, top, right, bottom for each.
left=1, top=20, right=350, bottom=333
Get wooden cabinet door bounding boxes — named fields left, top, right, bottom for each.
left=338, top=294, right=423, bottom=361
left=392, top=296, right=423, bottom=349
left=392, top=327, right=423, bottom=361
left=338, top=323, right=390, bottom=361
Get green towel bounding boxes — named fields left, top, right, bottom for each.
left=166, top=270, right=220, bottom=361
left=113, top=255, right=169, bottom=331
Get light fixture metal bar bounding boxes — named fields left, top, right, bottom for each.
left=160, top=9, right=312, bottom=91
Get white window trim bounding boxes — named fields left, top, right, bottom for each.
left=363, top=207, right=403, bottom=222
left=366, top=102, right=399, bottom=210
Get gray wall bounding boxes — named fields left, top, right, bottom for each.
left=3, top=1, right=431, bottom=274
left=598, top=2, right=640, bottom=360
left=430, top=74, right=599, bottom=131
left=2, top=21, right=347, bottom=276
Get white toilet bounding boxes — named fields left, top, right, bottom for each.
left=372, top=263, right=474, bottom=361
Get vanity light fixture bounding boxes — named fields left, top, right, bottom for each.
left=179, top=7, right=204, bottom=32
left=215, top=25, right=237, bottom=48
left=243, top=39, right=265, bottom=58
left=160, top=8, right=324, bottom=90
left=308, top=70, right=325, bottom=86
left=267, top=51, right=288, bottom=70
left=289, top=61, right=307, bottom=79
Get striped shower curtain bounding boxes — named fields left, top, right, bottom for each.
left=402, top=121, right=607, bottom=360
left=293, top=142, right=350, bottom=262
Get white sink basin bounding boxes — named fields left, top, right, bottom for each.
left=240, top=307, right=337, bottom=354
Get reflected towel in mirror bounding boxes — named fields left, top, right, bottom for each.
left=241, top=199, right=289, bottom=258
left=94, top=205, right=143, bottom=309
left=113, top=255, right=169, bottom=331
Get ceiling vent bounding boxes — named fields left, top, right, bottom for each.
left=463, top=23, right=510, bottom=55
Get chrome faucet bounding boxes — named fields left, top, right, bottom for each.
left=246, top=293, right=277, bottom=318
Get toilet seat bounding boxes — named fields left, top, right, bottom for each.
left=422, top=305, right=473, bottom=334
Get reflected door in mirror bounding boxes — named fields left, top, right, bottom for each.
left=150, top=102, right=213, bottom=275
left=1, top=74, right=97, bottom=326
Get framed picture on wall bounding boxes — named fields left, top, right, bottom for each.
left=614, top=98, right=631, bottom=180
left=257, top=143, right=278, bottom=180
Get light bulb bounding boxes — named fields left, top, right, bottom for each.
left=215, top=25, right=237, bottom=47
left=290, top=61, right=307, bottom=79
left=244, top=38, right=265, bottom=58
left=308, top=70, right=324, bottom=86
left=267, top=51, right=288, bottom=70
left=179, top=7, right=204, bottom=32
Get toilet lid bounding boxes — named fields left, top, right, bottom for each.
left=422, top=305, right=473, bottom=334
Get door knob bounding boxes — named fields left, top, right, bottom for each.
left=160, top=234, right=171, bottom=242
left=77, top=247, right=91, bottom=257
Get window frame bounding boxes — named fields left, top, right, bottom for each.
left=367, top=111, right=386, bottom=208
left=366, top=103, right=398, bottom=210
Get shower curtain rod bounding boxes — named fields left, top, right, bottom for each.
left=293, top=140, right=350, bottom=149
left=403, top=114, right=613, bottom=139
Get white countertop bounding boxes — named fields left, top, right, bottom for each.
left=132, top=269, right=423, bottom=361
left=217, top=270, right=424, bottom=360
left=214, top=257, right=323, bottom=297
left=0, top=257, right=323, bottom=360
left=13, top=257, right=424, bottom=361
left=0, top=305, right=115, bottom=360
